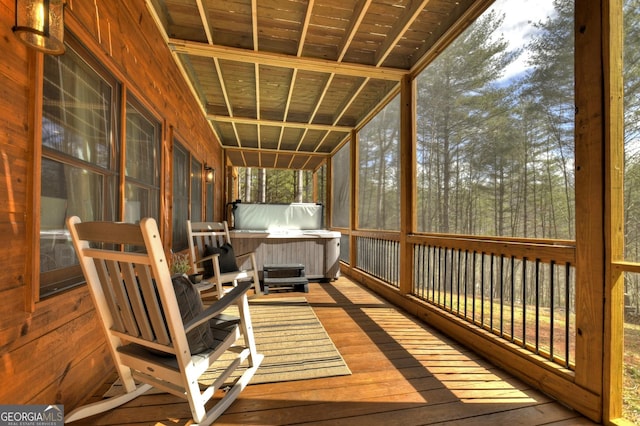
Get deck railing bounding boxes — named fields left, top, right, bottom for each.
left=354, top=231, right=400, bottom=287
left=347, top=230, right=577, bottom=369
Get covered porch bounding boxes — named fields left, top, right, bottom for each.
left=0, top=0, right=632, bottom=424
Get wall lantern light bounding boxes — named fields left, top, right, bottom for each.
left=13, top=0, right=65, bottom=55
left=205, top=166, right=215, bottom=183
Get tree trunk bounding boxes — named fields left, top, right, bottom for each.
left=244, top=168, right=252, bottom=202
left=294, top=170, right=303, bottom=203
left=258, top=168, right=266, bottom=203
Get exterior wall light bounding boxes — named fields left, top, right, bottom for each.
left=205, top=166, right=215, bottom=183
left=13, top=0, right=65, bottom=55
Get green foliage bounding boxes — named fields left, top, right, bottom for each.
left=624, top=323, right=640, bottom=423
left=414, top=0, right=575, bottom=239
left=237, top=168, right=316, bottom=204
left=170, top=252, right=190, bottom=275
left=358, top=96, right=401, bottom=231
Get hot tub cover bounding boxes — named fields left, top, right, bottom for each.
left=233, top=203, right=323, bottom=230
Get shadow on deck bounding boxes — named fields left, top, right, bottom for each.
left=70, top=276, right=597, bottom=425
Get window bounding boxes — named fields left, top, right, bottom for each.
left=40, top=38, right=119, bottom=297
left=172, top=143, right=206, bottom=250
left=172, top=141, right=189, bottom=251
left=38, top=36, right=208, bottom=298
left=124, top=96, right=161, bottom=223
left=206, top=180, right=214, bottom=222
left=191, top=157, right=202, bottom=222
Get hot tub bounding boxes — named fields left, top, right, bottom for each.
left=229, top=203, right=340, bottom=281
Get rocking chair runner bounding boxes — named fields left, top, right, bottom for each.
left=187, top=220, right=262, bottom=299
left=65, top=216, right=263, bottom=425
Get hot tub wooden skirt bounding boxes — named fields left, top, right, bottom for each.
left=229, top=231, right=340, bottom=281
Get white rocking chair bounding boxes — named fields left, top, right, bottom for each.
left=65, top=216, right=263, bottom=425
left=187, top=220, right=262, bottom=299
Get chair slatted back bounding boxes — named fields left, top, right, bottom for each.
left=93, top=254, right=170, bottom=345
left=69, top=217, right=183, bottom=354
left=187, top=221, right=231, bottom=275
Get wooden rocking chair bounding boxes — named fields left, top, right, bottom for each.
left=65, top=216, right=263, bottom=425
left=187, top=220, right=262, bottom=299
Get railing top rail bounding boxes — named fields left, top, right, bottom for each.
left=352, top=229, right=401, bottom=241
left=408, top=234, right=575, bottom=264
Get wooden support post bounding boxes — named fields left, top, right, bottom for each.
left=574, top=0, right=617, bottom=421
left=602, top=0, right=624, bottom=422
left=350, top=129, right=358, bottom=269
left=399, top=75, right=416, bottom=295
left=325, top=158, right=333, bottom=228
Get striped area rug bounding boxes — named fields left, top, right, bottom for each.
left=203, top=296, right=351, bottom=385
left=104, top=297, right=350, bottom=397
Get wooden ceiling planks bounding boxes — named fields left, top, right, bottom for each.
left=258, top=65, right=291, bottom=119
left=146, top=0, right=479, bottom=170
left=219, top=60, right=257, bottom=117
left=259, top=126, right=284, bottom=150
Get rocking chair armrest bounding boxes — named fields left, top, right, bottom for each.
left=183, top=281, right=252, bottom=333
left=234, top=251, right=256, bottom=262
left=194, top=253, right=220, bottom=264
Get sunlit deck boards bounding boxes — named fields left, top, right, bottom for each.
left=70, top=276, right=595, bottom=425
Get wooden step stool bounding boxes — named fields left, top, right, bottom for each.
left=262, top=263, right=309, bottom=294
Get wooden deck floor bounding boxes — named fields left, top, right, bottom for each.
left=71, top=276, right=598, bottom=425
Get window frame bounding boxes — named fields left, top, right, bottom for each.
left=190, top=156, right=203, bottom=222
left=124, top=92, right=162, bottom=224
left=170, top=140, right=208, bottom=251
left=39, top=35, right=121, bottom=299
left=172, top=140, right=190, bottom=252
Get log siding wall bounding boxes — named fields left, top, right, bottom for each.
left=0, top=0, right=223, bottom=410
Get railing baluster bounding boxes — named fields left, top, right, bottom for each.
left=464, top=250, right=469, bottom=319
left=443, top=247, right=448, bottom=309
left=550, top=260, right=555, bottom=360
left=490, top=254, right=494, bottom=330
left=433, top=244, right=437, bottom=301
left=523, top=257, right=527, bottom=348
left=481, top=252, right=485, bottom=327
left=565, top=262, right=571, bottom=368
left=499, top=254, right=504, bottom=337
left=456, top=248, right=462, bottom=316
left=472, top=250, right=477, bottom=324
left=511, top=256, right=515, bottom=342
left=535, top=258, right=540, bottom=355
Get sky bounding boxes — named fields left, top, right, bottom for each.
left=490, top=0, right=557, bottom=81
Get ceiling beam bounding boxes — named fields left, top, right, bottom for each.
left=298, top=0, right=314, bottom=56
left=195, top=0, right=213, bottom=44
left=225, top=146, right=330, bottom=157
left=207, top=114, right=352, bottom=133
left=338, top=0, right=372, bottom=61
left=169, top=39, right=407, bottom=81
left=375, top=0, right=432, bottom=66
